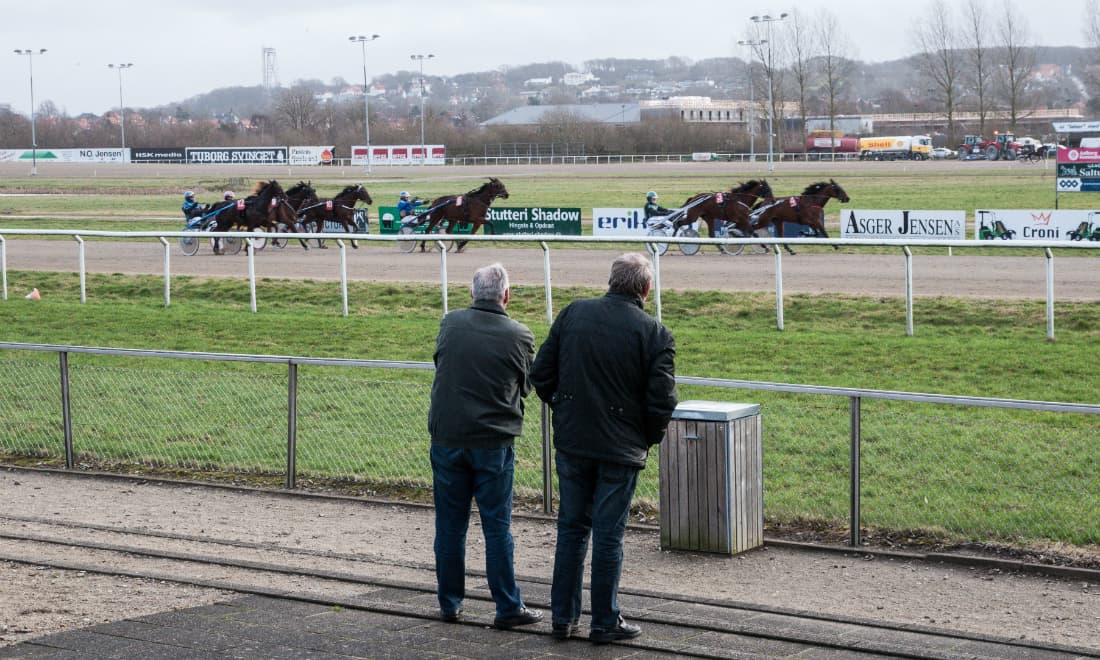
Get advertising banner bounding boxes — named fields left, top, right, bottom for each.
left=840, top=210, right=966, bottom=240
left=376, top=206, right=581, bottom=235
left=186, top=147, right=288, bottom=164
left=288, top=146, right=336, bottom=166
left=1056, top=146, right=1100, bottom=164
left=130, top=148, right=186, bottom=163
left=974, top=209, right=1100, bottom=241
left=592, top=208, right=650, bottom=236
left=350, top=144, right=446, bottom=166
left=0, top=148, right=129, bottom=163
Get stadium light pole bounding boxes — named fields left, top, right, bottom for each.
left=737, top=39, right=766, bottom=163
left=349, top=34, right=380, bottom=173
left=108, top=63, right=133, bottom=150
left=410, top=53, right=434, bottom=162
left=14, top=48, right=46, bottom=176
left=750, top=13, right=787, bottom=172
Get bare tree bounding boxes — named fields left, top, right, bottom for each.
left=784, top=9, right=817, bottom=156
left=962, top=0, right=992, bottom=135
left=1085, top=0, right=1100, bottom=111
left=995, top=0, right=1037, bottom=132
left=815, top=9, right=854, bottom=152
left=274, top=85, right=320, bottom=135
left=913, top=0, right=963, bottom=145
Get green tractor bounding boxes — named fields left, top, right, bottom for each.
left=1068, top=212, right=1100, bottom=241
left=977, top=211, right=1016, bottom=240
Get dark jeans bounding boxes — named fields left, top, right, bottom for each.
left=551, top=451, right=640, bottom=630
left=431, top=445, right=524, bottom=618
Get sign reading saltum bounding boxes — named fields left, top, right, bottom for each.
left=839, top=210, right=966, bottom=240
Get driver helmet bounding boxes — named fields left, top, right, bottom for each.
left=399, top=191, right=410, bottom=200
left=184, top=191, right=195, bottom=201
left=646, top=191, right=658, bottom=200
left=223, top=191, right=235, bottom=201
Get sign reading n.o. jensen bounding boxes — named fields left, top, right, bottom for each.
left=186, top=147, right=288, bottom=164
left=840, top=210, right=965, bottom=239
left=375, top=207, right=581, bottom=235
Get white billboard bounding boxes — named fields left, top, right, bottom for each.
left=0, top=148, right=129, bottom=163
left=840, top=210, right=966, bottom=240
left=350, top=144, right=445, bottom=166
left=974, top=210, right=1100, bottom=241
left=593, top=208, right=650, bottom=236
left=289, top=146, right=336, bottom=166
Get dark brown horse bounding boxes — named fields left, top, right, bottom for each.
left=298, top=184, right=374, bottom=249
left=281, top=181, right=320, bottom=249
left=749, top=179, right=850, bottom=255
left=209, top=180, right=294, bottom=254
left=420, top=177, right=509, bottom=252
left=676, top=179, right=774, bottom=251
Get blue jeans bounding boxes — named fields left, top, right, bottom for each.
left=431, top=445, right=524, bottom=618
left=551, top=451, right=640, bottom=630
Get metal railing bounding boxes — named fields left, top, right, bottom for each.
left=2, top=230, right=1098, bottom=340
left=1, top=341, right=1097, bottom=550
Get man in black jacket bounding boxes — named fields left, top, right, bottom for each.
left=530, top=252, right=677, bottom=644
left=428, top=262, right=542, bottom=630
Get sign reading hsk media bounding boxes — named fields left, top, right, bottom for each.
left=840, top=210, right=965, bottom=239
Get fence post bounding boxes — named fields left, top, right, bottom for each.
left=438, top=242, right=449, bottom=315
left=1, top=235, right=7, bottom=300
left=59, top=351, right=74, bottom=469
left=74, top=235, right=86, bottom=304
left=159, top=237, right=170, bottom=307
left=287, top=362, right=298, bottom=489
left=774, top=247, right=784, bottom=331
left=849, top=395, right=862, bottom=547
left=903, top=246, right=913, bottom=336
left=540, top=241, right=555, bottom=514
left=247, top=238, right=257, bottom=313
left=337, top=239, right=348, bottom=318
left=652, top=247, right=662, bottom=322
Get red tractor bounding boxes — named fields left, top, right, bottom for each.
left=958, top=133, right=1023, bottom=161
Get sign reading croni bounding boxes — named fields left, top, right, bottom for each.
left=351, top=144, right=445, bottom=166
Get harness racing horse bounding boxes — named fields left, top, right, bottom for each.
left=280, top=181, right=320, bottom=249
left=676, top=179, right=774, bottom=253
left=208, top=180, right=294, bottom=254
left=298, top=184, right=374, bottom=249
left=419, top=177, right=509, bottom=252
left=749, top=179, right=850, bottom=255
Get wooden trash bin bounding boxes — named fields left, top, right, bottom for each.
left=658, top=400, right=762, bottom=554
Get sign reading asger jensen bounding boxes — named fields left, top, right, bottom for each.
left=840, top=209, right=966, bottom=240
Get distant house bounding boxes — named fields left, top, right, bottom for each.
left=563, top=72, right=597, bottom=86
left=524, top=77, right=553, bottom=87
left=481, top=103, right=639, bottom=126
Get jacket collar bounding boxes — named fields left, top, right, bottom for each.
left=606, top=291, right=644, bottom=309
left=471, top=300, right=508, bottom=316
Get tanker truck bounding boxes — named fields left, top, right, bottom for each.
left=805, top=134, right=860, bottom=159
left=858, top=135, right=933, bottom=161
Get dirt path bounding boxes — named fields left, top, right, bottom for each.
left=4, top=238, right=1099, bottom=300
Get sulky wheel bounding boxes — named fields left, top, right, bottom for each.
left=677, top=227, right=700, bottom=256
left=646, top=227, right=669, bottom=257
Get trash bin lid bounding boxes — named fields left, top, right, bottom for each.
left=671, top=400, right=760, bottom=421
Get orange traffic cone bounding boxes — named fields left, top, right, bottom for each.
left=25, top=288, right=40, bottom=300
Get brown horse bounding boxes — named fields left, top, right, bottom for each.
left=280, top=181, right=320, bottom=249
left=420, top=177, right=509, bottom=252
left=676, top=179, right=774, bottom=252
left=298, top=184, right=374, bottom=249
left=209, top=180, right=295, bottom=254
left=749, top=179, right=850, bottom=255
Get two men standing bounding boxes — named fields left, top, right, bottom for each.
left=428, top=253, right=677, bottom=644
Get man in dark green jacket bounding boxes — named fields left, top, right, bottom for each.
left=428, top=262, right=542, bottom=631
left=530, top=252, right=677, bottom=644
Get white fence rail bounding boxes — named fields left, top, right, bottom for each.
left=1, top=229, right=1098, bottom=339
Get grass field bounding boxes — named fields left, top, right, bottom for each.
left=1, top=163, right=1098, bottom=555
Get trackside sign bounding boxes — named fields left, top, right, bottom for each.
left=375, top=207, right=581, bottom=235
left=840, top=210, right=965, bottom=239
left=973, top=210, right=1100, bottom=241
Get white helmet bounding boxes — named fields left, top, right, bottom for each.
left=399, top=191, right=410, bottom=200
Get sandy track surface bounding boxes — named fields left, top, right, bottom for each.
left=5, top=238, right=1099, bottom=301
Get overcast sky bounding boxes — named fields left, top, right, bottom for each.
left=0, top=0, right=1089, bottom=116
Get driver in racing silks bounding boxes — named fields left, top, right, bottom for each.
left=397, top=191, right=427, bottom=219
left=181, top=191, right=203, bottom=222
left=643, top=191, right=672, bottom=221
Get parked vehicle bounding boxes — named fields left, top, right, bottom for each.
left=858, top=135, right=933, bottom=161
left=958, top=132, right=1025, bottom=161
left=930, top=147, right=956, bottom=159
left=805, top=131, right=860, bottom=158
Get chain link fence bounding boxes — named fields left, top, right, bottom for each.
left=1, top=344, right=1098, bottom=552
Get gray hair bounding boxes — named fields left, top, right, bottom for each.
left=608, top=252, right=653, bottom=298
left=471, top=262, right=510, bottom=303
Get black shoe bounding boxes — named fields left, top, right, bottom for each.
left=589, top=616, right=641, bottom=644
left=439, top=608, right=462, bottom=623
left=551, top=621, right=579, bottom=640
left=493, top=607, right=543, bottom=630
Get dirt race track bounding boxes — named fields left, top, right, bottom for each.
left=4, top=237, right=1099, bottom=301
